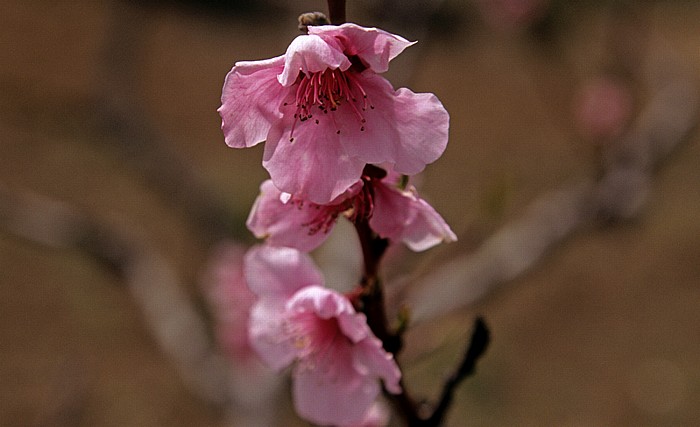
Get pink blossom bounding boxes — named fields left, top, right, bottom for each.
left=244, top=245, right=401, bottom=426
left=246, top=168, right=456, bottom=252
left=341, top=401, right=390, bottom=427
left=219, top=23, right=449, bottom=204
left=574, top=76, right=633, bottom=141
left=245, top=179, right=363, bottom=252
left=200, top=242, right=257, bottom=363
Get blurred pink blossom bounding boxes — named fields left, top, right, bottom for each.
left=574, top=76, right=634, bottom=141
left=244, top=245, right=401, bottom=426
left=246, top=169, right=456, bottom=252
left=219, top=23, right=449, bottom=204
left=200, top=242, right=257, bottom=363
left=342, top=401, right=390, bottom=427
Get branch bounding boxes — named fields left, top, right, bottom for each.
left=407, top=53, right=699, bottom=324
left=0, top=185, right=233, bottom=405
left=326, top=0, right=346, bottom=24
left=426, top=317, right=490, bottom=426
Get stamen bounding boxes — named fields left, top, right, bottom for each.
left=287, top=68, right=373, bottom=141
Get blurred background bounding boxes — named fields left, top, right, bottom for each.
left=1, top=0, right=699, bottom=425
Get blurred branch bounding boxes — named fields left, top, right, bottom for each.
left=425, top=317, right=489, bottom=426
left=94, top=0, right=239, bottom=244
left=408, top=52, right=699, bottom=323
left=0, top=184, right=231, bottom=406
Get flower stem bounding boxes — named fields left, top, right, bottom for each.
left=353, top=216, right=490, bottom=424
left=326, top=0, right=346, bottom=24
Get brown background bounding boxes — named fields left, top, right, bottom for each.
left=1, top=0, right=699, bottom=425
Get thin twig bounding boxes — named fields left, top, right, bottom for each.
left=407, top=52, right=699, bottom=323
left=326, top=0, right=346, bottom=24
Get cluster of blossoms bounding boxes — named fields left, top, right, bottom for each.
left=219, top=22, right=455, bottom=426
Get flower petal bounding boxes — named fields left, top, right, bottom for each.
left=244, top=245, right=324, bottom=299
left=398, top=198, right=458, bottom=251
left=310, top=23, right=415, bottom=73
left=352, top=338, right=402, bottom=395
left=263, top=120, right=366, bottom=204
left=248, top=299, right=298, bottom=371
left=246, top=180, right=334, bottom=252
left=286, top=285, right=354, bottom=320
left=278, top=34, right=351, bottom=87
left=335, top=72, right=449, bottom=175
left=371, top=182, right=457, bottom=251
left=219, top=56, right=286, bottom=148
left=293, top=349, right=380, bottom=426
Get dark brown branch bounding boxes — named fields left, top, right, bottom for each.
left=425, top=317, right=490, bottom=426
left=326, top=0, right=346, bottom=24
left=407, top=54, right=699, bottom=323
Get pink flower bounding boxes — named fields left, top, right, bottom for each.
left=370, top=171, right=458, bottom=252
left=245, top=179, right=363, bottom=252
left=342, top=401, right=390, bottom=427
left=246, top=168, right=456, bottom=252
left=200, top=242, right=257, bottom=363
left=219, top=23, right=450, bottom=204
left=244, top=245, right=401, bottom=426
left=574, top=76, right=633, bottom=141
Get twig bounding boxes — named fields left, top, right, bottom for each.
left=0, top=185, right=232, bottom=406
left=326, top=0, right=346, bottom=24
left=425, top=317, right=490, bottom=426
left=407, top=52, right=699, bottom=324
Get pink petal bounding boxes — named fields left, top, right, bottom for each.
left=248, top=300, right=298, bottom=371
left=278, top=34, right=351, bottom=87
left=293, top=349, right=380, bottom=426
left=335, top=72, right=449, bottom=175
left=263, top=120, right=367, bottom=204
left=243, top=245, right=324, bottom=299
left=310, top=23, right=415, bottom=73
left=337, top=311, right=371, bottom=343
left=286, top=285, right=354, bottom=320
left=398, top=198, right=458, bottom=251
left=201, top=243, right=257, bottom=362
left=341, top=401, right=390, bottom=427
left=219, top=56, right=287, bottom=148
left=352, top=337, right=402, bottom=395
left=371, top=182, right=457, bottom=252
left=246, top=180, right=334, bottom=252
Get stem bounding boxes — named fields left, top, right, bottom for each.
left=354, top=219, right=399, bottom=351
left=353, top=193, right=490, bottom=425
left=326, top=0, right=346, bottom=24
left=425, top=318, right=490, bottom=425
left=355, top=219, right=387, bottom=280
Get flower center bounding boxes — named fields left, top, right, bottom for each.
left=294, top=200, right=343, bottom=235
left=288, top=312, right=345, bottom=363
left=287, top=68, right=373, bottom=142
